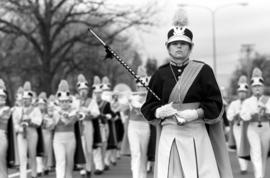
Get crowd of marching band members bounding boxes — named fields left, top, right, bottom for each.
left=0, top=65, right=155, bottom=178
left=226, top=67, right=270, bottom=178
left=1, top=64, right=270, bottom=178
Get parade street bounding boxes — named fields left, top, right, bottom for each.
left=7, top=151, right=270, bottom=178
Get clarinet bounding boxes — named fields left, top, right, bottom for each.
left=258, top=106, right=266, bottom=127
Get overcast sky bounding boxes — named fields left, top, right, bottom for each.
left=109, top=0, right=270, bottom=87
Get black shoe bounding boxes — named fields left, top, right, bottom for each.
left=86, top=171, right=91, bottom=178
left=104, top=164, right=110, bottom=171
left=240, top=170, right=247, bottom=175
left=44, top=169, right=49, bottom=175
left=111, top=161, right=117, bottom=166
left=37, top=172, right=43, bottom=177
left=80, top=174, right=86, bottom=178
left=94, top=170, right=103, bottom=175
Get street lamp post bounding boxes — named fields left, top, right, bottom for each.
left=179, top=2, right=248, bottom=75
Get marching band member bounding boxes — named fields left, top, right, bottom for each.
left=141, top=9, right=232, bottom=178
left=92, top=76, right=105, bottom=175
left=227, top=75, right=249, bottom=174
left=13, top=81, right=43, bottom=178
left=240, top=68, right=270, bottom=178
left=37, top=92, right=53, bottom=175
left=12, top=87, right=24, bottom=167
left=100, top=77, right=118, bottom=171
left=127, top=66, right=150, bottom=178
left=75, top=74, right=100, bottom=178
left=51, top=80, right=79, bottom=178
left=0, top=79, right=12, bottom=177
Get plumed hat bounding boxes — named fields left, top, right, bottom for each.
left=237, top=75, right=248, bottom=92
left=166, top=8, right=193, bottom=46
left=251, top=68, right=264, bottom=86
left=38, top=92, right=47, bottom=104
left=77, top=74, right=89, bottom=90
left=56, top=80, right=71, bottom=101
left=22, top=81, right=34, bottom=99
left=0, top=79, right=7, bottom=97
left=92, top=76, right=102, bottom=93
left=101, top=76, right=111, bottom=91
left=136, top=65, right=151, bottom=87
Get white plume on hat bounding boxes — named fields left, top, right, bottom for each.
left=237, top=75, right=248, bottom=92
left=172, top=8, right=189, bottom=27
left=136, top=65, right=150, bottom=87
left=92, top=76, right=102, bottom=93
left=251, top=67, right=264, bottom=86
left=0, top=79, right=6, bottom=97
left=101, top=76, right=111, bottom=91
left=23, top=81, right=33, bottom=99
left=56, top=80, right=71, bottom=101
left=77, top=74, right=89, bottom=90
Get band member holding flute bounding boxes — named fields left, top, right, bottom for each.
left=240, top=68, right=270, bottom=178
left=0, top=79, right=13, bottom=177
left=75, top=74, right=100, bottom=178
left=13, top=81, right=43, bottom=178
left=227, top=75, right=249, bottom=174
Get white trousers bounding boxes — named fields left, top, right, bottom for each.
left=128, top=120, right=150, bottom=178
left=53, top=132, right=76, bottom=178
left=247, top=122, right=270, bottom=178
left=17, top=127, right=38, bottom=178
left=81, top=121, right=94, bottom=172
left=93, top=123, right=108, bottom=171
left=0, top=131, right=8, bottom=178
left=93, top=147, right=104, bottom=171
left=104, top=149, right=117, bottom=166
left=233, top=123, right=249, bottom=171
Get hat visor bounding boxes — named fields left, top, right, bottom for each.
left=0, top=90, right=6, bottom=97
left=251, top=82, right=264, bottom=87
left=237, top=88, right=247, bottom=92
left=58, top=96, right=71, bottom=101
left=167, top=35, right=193, bottom=45
left=22, top=93, right=32, bottom=99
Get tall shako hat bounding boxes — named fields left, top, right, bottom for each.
left=16, top=87, right=24, bottom=101
left=251, top=68, right=264, bottom=86
left=166, top=8, right=193, bottom=46
left=92, top=76, right=102, bottom=93
left=38, top=92, right=47, bottom=104
left=237, top=75, right=248, bottom=92
left=77, top=74, right=89, bottom=90
left=56, top=80, right=71, bottom=101
left=101, top=76, right=111, bottom=91
left=22, top=81, right=34, bottom=99
left=0, top=79, right=7, bottom=97
left=136, top=65, right=150, bottom=87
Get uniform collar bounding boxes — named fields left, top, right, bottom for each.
left=170, top=58, right=189, bottom=67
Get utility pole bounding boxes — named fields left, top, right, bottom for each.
left=240, top=44, right=255, bottom=80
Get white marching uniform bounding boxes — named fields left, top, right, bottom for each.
left=0, top=106, right=11, bottom=178
left=128, top=104, right=150, bottom=178
left=13, top=106, right=43, bottom=178
left=52, top=106, right=78, bottom=178
left=227, top=99, right=249, bottom=171
left=73, top=97, right=100, bottom=174
left=240, top=95, right=270, bottom=178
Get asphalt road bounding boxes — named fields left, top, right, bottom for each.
left=8, top=151, right=269, bottom=178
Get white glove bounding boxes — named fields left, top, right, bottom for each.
left=155, top=102, right=177, bottom=119
left=177, top=109, right=198, bottom=122
left=106, top=114, right=112, bottom=120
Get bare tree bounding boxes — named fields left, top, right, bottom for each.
left=0, top=0, right=156, bottom=94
